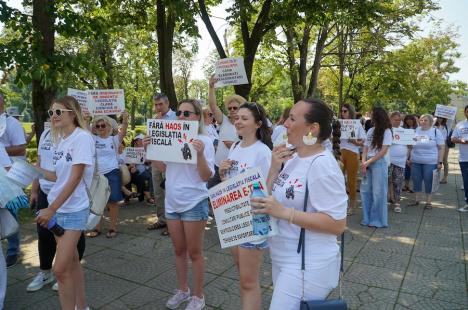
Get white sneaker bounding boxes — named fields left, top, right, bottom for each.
left=185, top=296, right=205, bottom=310
left=458, top=206, right=468, bottom=212
left=27, top=271, right=55, bottom=292
left=52, top=282, right=59, bottom=291
left=166, top=288, right=191, bottom=309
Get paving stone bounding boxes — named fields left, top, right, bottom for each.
left=4, top=281, right=55, bottom=309
left=407, top=256, right=466, bottom=282
left=222, top=261, right=273, bottom=288
left=362, top=236, right=415, bottom=256
left=100, top=299, right=132, bottom=310
left=110, top=236, right=159, bottom=256
left=354, top=247, right=411, bottom=271
left=203, top=251, right=235, bottom=275
left=395, top=292, right=468, bottom=310
left=412, top=242, right=464, bottom=262
left=343, top=263, right=404, bottom=290
left=145, top=267, right=217, bottom=294
left=203, top=276, right=242, bottom=309
left=117, top=286, right=169, bottom=309
left=416, top=231, right=462, bottom=247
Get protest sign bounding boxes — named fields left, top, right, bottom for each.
left=209, top=168, right=278, bottom=248
left=339, top=119, right=363, bottom=139
left=214, top=57, right=249, bottom=88
left=123, top=147, right=146, bottom=164
left=87, top=89, right=125, bottom=115
left=392, top=128, right=416, bottom=145
left=67, top=88, right=89, bottom=114
left=435, top=104, right=457, bottom=120
left=431, top=169, right=440, bottom=193
left=146, top=119, right=198, bottom=164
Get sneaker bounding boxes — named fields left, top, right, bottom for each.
left=6, top=254, right=18, bottom=268
left=166, top=288, right=191, bottom=309
left=458, top=206, right=468, bottom=212
left=52, top=282, right=59, bottom=291
left=27, top=271, right=55, bottom=292
left=185, top=296, right=205, bottom=310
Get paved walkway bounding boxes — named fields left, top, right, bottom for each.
left=3, top=150, right=468, bottom=309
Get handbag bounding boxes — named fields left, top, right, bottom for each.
left=84, top=147, right=111, bottom=216
left=298, top=156, right=347, bottom=310
left=0, top=208, right=19, bottom=240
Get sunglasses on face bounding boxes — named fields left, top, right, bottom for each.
left=47, top=109, right=73, bottom=117
left=341, top=110, right=348, bottom=113
left=96, top=124, right=107, bottom=129
left=227, top=106, right=239, bottom=111
left=176, top=110, right=196, bottom=117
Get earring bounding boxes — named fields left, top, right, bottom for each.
left=303, top=131, right=317, bottom=145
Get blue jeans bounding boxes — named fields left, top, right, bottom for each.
left=6, top=210, right=20, bottom=257
left=360, top=157, right=388, bottom=228
left=411, top=163, right=437, bottom=194
left=460, top=162, right=468, bottom=203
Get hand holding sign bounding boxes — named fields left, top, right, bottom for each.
left=214, top=57, right=249, bottom=88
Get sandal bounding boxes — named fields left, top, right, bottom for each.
left=86, top=229, right=101, bottom=238
left=106, top=229, right=117, bottom=238
left=161, top=229, right=170, bottom=236
left=407, top=201, right=419, bottom=207
left=147, top=222, right=167, bottom=231
left=394, top=206, right=402, bottom=213
left=424, top=203, right=433, bottom=210
left=347, top=208, right=355, bottom=216
left=146, top=197, right=156, bottom=205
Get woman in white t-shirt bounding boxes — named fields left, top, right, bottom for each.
left=408, top=114, right=444, bottom=209
left=251, top=99, right=347, bottom=309
left=219, top=102, right=272, bottom=310
left=360, top=107, right=392, bottom=228
left=434, top=117, right=450, bottom=183
left=36, top=96, right=94, bottom=310
left=271, top=107, right=290, bottom=145
left=87, top=114, right=128, bottom=238
left=151, top=99, right=215, bottom=310
left=388, top=112, right=411, bottom=213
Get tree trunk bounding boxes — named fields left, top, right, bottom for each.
left=156, top=0, right=178, bottom=110
left=131, top=79, right=138, bottom=130
left=32, top=0, right=56, bottom=139
left=307, top=25, right=329, bottom=98
left=284, top=27, right=301, bottom=103
left=337, top=27, right=347, bottom=108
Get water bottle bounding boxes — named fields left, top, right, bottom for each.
left=37, top=211, right=65, bottom=237
left=250, top=183, right=271, bottom=236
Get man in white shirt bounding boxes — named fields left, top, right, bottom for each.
left=0, top=93, right=27, bottom=268
left=148, top=93, right=177, bottom=234
left=452, top=105, right=468, bottom=212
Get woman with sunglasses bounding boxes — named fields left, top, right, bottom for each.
left=202, top=107, right=219, bottom=145
left=151, top=99, right=215, bottom=310
left=218, top=102, right=272, bottom=310
left=87, top=113, right=128, bottom=238
left=36, top=96, right=94, bottom=310
left=339, top=104, right=365, bottom=216
left=208, top=75, right=246, bottom=188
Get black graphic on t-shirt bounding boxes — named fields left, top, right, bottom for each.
left=66, top=152, right=72, bottom=162
left=285, top=179, right=303, bottom=200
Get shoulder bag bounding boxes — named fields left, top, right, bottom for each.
left=298, top=155, right=347, bottom=310
left=0, top=208, right=19, bottom=240
left=84, top=147, right=111, bottom=215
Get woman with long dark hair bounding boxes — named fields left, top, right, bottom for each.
left=360, top=107, right=392, bottom=228
left=402, top=114, right=418, bottom=192
left=218, top=102, right=272, bottom=310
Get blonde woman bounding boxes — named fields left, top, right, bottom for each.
left=36, top=96, right=94, bottom=310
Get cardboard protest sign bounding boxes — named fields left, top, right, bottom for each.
left=392, top=128, right=416, bottom=145
left=67, top=88, right=89, bottom=114
left=146, top=119, right=198, bottom=164
left=123, top=147, right=146, bottom=164
left=339, top=119, right=363, bottom=139
left=431, top=169, right=440, bottom=193
left=87, top=89, right=125, bottom=115
left=435, top=104, right=457, bottom=120
left=214, top=57, right=249, bottom=88
left=209, top=168, right=278, bottom=248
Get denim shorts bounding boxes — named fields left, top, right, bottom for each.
left=240, top=239, right=268, bottom=250
left=166, top=199, right=209, bottom=221
left=105, top=168, right=124, bottom=203
left=55, top=208, right=89, bottom=231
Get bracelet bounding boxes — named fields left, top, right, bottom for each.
left=288, top=208, right=295, bottom=224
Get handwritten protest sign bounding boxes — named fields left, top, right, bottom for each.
left=392, top=128, right=416, bottom=145
left=431, top=169, right=440, bottom=193
left=67, top=88, right=89, bottom=114
left=214, top=57, right=249, bottom=88
left=339, top=119, right=364, bottom=139
left=87, top=89, right=125, bottom=115
left=435, top=104, right=457, bottom=120
left=123, top=147, right=146, bottom=164
left=146, top=119, right=198, bottom=164
left=209, top=168, right=278, bottom=248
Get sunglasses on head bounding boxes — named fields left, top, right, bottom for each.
left=227, top=106, right=239, bottom=111
left=47, top=109, right=73, bottom=117
left=96, top=124, right=107, bottom=129
left=176, top=110, right=196, bottom=117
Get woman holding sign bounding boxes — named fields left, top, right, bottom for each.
left=251, top=99, right=347, bottom=309
left=151, top=99, right=215, bottom=310
left=87, top=113, right=128, bottom=238
left=407, top=114, right=444, bottom=209
left=218, top=102, right=272, bottom=310
left=35, top=96, right=94, bottom=310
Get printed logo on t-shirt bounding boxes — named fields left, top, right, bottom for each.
left=66, top=152, right=72, bottom=162
left=41, top=139, right=53, bottom=151
left=285, top=179, right=303, bottom=200
left=95, top=142, right=106, bottom=149
left=53, top=151, right=63, bottom=165
left=272, top=172, right=289, bottom=191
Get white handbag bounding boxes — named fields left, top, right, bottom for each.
left=0, top=208, right=19, bottom=240
left=84, top=149, right=111, bottom=216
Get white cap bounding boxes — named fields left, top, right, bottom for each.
left=134, top=134, right=145, bottom=140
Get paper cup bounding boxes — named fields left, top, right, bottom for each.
left=6, top=159, right=43, bottom=188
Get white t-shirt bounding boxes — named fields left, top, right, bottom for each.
left=435, top=125, right=448, bottom=140
left=93, top=135, right=119, bottom=174
left=269, top=150, right=347, bottom=268
left=227, top=140, right=271, bottom=179
left=38, top=129, right=55, bottom=193
left=364, top=128, right=393, bottom=158
left=411, top=127, right=444, bottom=165
left=452, top=120, right=468, bottom=162
left=271, top=125, right=286, bottom=145
left=205, top=124, right=219, bottom=142
left=214, top=115, right=238, bottom=166
left=340, top=124, right=365, bottom=154
left=0, top=114, right=27, bottom=161
left=0, top=142, right=11, bottom=168
left=165, top=135, right=215, bottom=213
left=389, top=127, right=408, bottom=168
left=48, top=128, right=95, bottom=213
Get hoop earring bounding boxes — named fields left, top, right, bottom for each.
left=303, top=131, right=317, bottom=145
